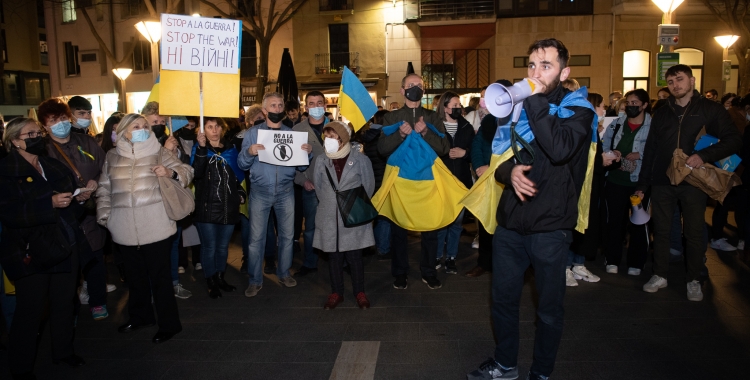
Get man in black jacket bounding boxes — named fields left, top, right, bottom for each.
left=378, top=73, right=449, bottom=290
left=468, top=38, right=594, bottom=380
left=636, top=64, right=742, bottom=301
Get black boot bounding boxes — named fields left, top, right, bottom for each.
left=206, top=276, right=222, bottom=299
left=216, top=272, right=236, bottom=292
left=116, top=263, right=127, bottom=283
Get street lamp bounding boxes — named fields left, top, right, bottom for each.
left=135, top=20, right=161, bottom=83
left=112, top=68, right=132, bottom=112
left=714, top=35, right=740, bottom=95
left=651, top=0, right=684, bottom=24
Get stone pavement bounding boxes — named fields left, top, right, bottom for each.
left=1, top=216, right=750, bottom=380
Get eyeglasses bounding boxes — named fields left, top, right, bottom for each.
left=20, top=131, right=43, bottom=138
left=404, top=83, right=424, bottom=90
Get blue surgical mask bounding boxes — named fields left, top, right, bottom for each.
left=309, top=107, right=325, bottom=119
left=75, top=118, right=91, bottom=129
left=130, top=129, right=150, bottom=143
left=50, top=120, right=72, bottom=138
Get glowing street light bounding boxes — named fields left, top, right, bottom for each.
left=715, top=35, right=740, bottom=93
left=112, top=68, right=133, bottom=112
left=112, top=68, right=132, bottom=81
left=651, top=0, right=684, bottom=15
left=714, top=35, right=740, bottom=49
left=135, top=20, right=161, bottom=83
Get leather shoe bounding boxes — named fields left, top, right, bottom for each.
left=152, top=330, right=180, bottom=344
left=324, top=293, right=343, bottom=310
left=355, top=292, right=370, bottom=309
left=118, top=322, right=155, bottom=333
left=464, top=266, right=487, bottom=278
left=294, top=266, right=318, bottom=277
left=53, top=354, right=85, bottom=367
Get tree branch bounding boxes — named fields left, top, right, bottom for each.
left=270, top=0, right=305, bottom=36
left=80, top=6, right=117, bottom=64
left=143, top=0, right=157, bottom=18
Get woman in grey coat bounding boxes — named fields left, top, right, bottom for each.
left=313, top=121, right=375, bottom=310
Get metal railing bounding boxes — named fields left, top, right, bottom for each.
left=419, top=0, right=495, bottom=18
left=319, top=0, right=353, bottom=11
left=421, top=49, right=490, bottom=92
left=314, top=52, right=359, bottom=74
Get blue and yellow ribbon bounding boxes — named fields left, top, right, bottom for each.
left=78, top=146, right=95, bottom=161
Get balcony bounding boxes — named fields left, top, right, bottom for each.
left=421, top=49, right=490, bottom=92
left=406, top=0, right=496, bottom=23
left=319, top=0, right=353, bottom=12
left=314, top=52, right=359, bottom=75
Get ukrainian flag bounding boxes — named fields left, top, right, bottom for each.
left=461, top=87, right=598, bottom=234
left=371, top=122, right=468, bottom=231
left=339, top=67, right=377, bottom=132
left=146, top=74, right=160, bottom=104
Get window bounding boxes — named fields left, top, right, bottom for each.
left=62, top=0, right=76, bottom=23
left=240, top=31, right=257, bottom=78
left=132, top=40, right=152, bottom=72
left=328, top=24, right=349, bottom=71
left=422, top=50, right=490, bottom=92
left=320, top=0, right=353, bottom=12
left=498, top=0, right=593, bottom=18
left=575, top=77, right=590, bottom=88
left=1, top=73, right=20, bottom=105
left=1, top=30, right=7, bottom=63
left=622, top=50, right=650, bottom=93
left=122, top=0, right=148, bottom=19
left=513, top=57, right=529, bottom=68
left=37, top=0, right=45, bottom=28
left=64, top=42, right=80, bottom=76
left=39, top=34, right=48, bottom=66
left=81, top=52, right=97, bottom=62
left=569, top=55, right=590, bottom=66
left=675, top=48, right=704, bottom=93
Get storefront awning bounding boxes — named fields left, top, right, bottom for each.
left=300, top=77, right=378, bottom=91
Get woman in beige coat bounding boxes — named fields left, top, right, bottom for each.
left=96, top=113, right=193, bottom=344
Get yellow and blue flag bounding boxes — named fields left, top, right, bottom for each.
left=371, top=122, right=468, bottom=231
left=460, top=87, right=598, bottom=234
left=339, top=66, right=377, bottom=132
left=146, top=74, right=160, bottom=104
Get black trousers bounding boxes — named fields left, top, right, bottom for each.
left=604, top=181, right=650, bottom=270
left=119, top=237, right=181, bottom=333
left=390, top=220, right=437, bottom=278
left=477, top=222, right=493, bottom=271
left=81, top=249, right=107, bottom=307
left=9, top=252, right=79, bottom=375
left=328, top=249, right=364, bottom=297
left=491, top=226, right=571, bottom=377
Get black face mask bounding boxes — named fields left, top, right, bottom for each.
left=152, top=124, right=167, bottom=138
left=267, top=111, right=285, bottom=124
left=23, top=136, right=46, bottom=156
left=404, top=86, right=424, bottom=102
left=625, top=105, right=642, bottom=118
left=179, top=128, right=196, bottom=140
left=449, top=108, right=463, bottom=120
left=253, top=119, right=265, bottom=126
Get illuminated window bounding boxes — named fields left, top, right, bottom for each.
left=622, top=50, right=650, bottom=92
left=674, top=48, right=704, bottom=93
left=62, top=0, right=76, bottom=23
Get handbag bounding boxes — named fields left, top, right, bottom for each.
left=666, top=106, right=741, bottom=203
left=156, top=148, right=195, bottom=220
left=325, top=166, right=378, bottom=228
left=0, top=216, right=75, bottom=280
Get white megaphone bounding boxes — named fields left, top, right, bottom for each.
left=630, top=195, right=650, bottom=225
left=485, top=79, right=536, bottom=118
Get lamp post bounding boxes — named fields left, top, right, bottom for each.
left=135, top=20, right=161, bottom=83
left=714, top=35, right=740, bottom=95
left=112, top=68, right=133, bottom=112
left=652, top=0, right=684, bottom=53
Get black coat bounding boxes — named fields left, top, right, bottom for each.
left=361, top=125, right=387, bottom=191
left=192, top=141, right=245, bottom=225
left=440, top=116, right=475, bottom=189
left=0, top=150, right=86, bottom=279
left=494, top=85, right=595, bottom=234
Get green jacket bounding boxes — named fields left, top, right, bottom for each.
left=378, top=105, right=449, bottom=157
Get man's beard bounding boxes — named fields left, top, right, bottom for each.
left=542, top=75, right=562, bottom=95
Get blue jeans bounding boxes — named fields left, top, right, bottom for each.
left=301, top=189, right=319, bottom=268
left=373, top=216, right=391, bottom=255
left=195, top=222, right=235, bottom=278
left=241, top=212, right=279, bottom=263
left=436, top=209, right=465, bottom=260
left=248, top=188, right=295, bottom=285
left=170, top=227, right=182, bottom=286
left=567, top=251, right=585, bottom=267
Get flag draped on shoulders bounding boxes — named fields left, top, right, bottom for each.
left=371, top=122, right=468, bottom=231
left=460, top=86, right=598, bottom=234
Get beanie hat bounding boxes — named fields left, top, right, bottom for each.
left=322, top=121, right=350, bottom=145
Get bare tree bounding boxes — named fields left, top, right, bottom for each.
left=699, top=0, right=750, bottom=94
left=199, top=0, right=308, bottom=101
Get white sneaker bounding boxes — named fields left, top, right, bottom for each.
left=178, top=266, right=185, bottom=274
left=195, top=263, right=203, bottom=271
left=710, top=238, right=737, bottom=251
left=79, top=283, right=89, bottom=305
left=627, top=267, right=641, bottom=276
left=106, top=283, right=117, bottom=292
left=471, top=235, right=479, bottom=249
left=605, top=265, right=618, bottom=274
left=565, top=268, right=578, bottom=287
left=174, top=283, right=192, bottom=299
left=737, top=240, right=745, bottom=251
left=572, top=265, right=600, bottom=282
left=643, top=275, right=668, bottom=293
left=687, top=280, right=703, bottom=301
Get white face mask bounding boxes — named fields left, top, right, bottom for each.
left=324, top=137, right=340, bottom=154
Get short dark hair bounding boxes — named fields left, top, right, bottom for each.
left=284, top=100, right=300, bottom=112
left=706, top=89, right=719, bottom=97
left=38, top=98, right=72, bottom=126
left=527, top=38, right=570, bottom=68
left=665, top=64, right=693, bottom=79
left=657, top=87, right=670, bottom=95
left=624, top=89, right=651, bottom=114
left=68, top=96, right=92, bottom=111
left=721, top=93, right=737, bottom=105
left=372, top=109, right=388, bottom=125
left=587, top=92, right=604, bottom=108
left=305, top=91, right=325, bottom=103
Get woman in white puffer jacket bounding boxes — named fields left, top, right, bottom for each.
left=96, top=113, right=193, bottom=344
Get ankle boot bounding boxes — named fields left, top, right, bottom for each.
left=216, top=272, right=236, bottom=292
left=206, top=276, right=222, bottom=299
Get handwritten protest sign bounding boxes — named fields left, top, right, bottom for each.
left=161, top=14, right=241, bottom=74
left=257, top=130, right=310, bottom=167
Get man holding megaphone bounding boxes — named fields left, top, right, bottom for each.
left=468, top=38, right=596, bottom=380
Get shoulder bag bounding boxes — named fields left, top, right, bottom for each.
left=325, top=166, right=378, bottom=228
left=156, top=148, right=195, bottom=220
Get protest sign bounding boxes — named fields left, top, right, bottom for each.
left=161, top=14, right=241, bottom=74
left=158, top=70, right=240, bottom=118
left=257, top=130, right=310, bottom=167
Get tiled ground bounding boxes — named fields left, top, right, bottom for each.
left=1, top=212, right=750, bottom=380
